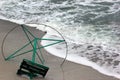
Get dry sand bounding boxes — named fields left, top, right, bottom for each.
left=0, top=19, right=119, bottom=80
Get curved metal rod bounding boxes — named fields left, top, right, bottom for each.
left=1, top=25, right=46, bottom=63
left=38, top=24, right=68, bottom=66
left=1, top=23, right=68, bottom=67
left=1, top=25, right=19, bottom=60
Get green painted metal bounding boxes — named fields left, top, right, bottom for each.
left=6, top=40, right=63, bottom=60
left=36, top=41, right=45, bottom=64
left=22, top=25, right=45, bottom=64
left=5, top=25, right=64, bottom=80
left=5, top=40, right=34, bottom=60
left=21, top=25, right=36, bottom=38
left=19, top=59, right=49, bottom=80
left=5, top=25, right=65, bottom=63
left=24, top=59, right=49, bottom=70
left=32, top=38, right=37, bottom=63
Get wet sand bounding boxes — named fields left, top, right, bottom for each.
left=0, top=19, right=119, bottom=80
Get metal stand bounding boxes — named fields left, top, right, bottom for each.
left=5, top=25, right=65, bottom=80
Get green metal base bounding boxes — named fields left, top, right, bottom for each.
left=4, top=24, right=65, bottom=80
left=17, top=59, right=49, bottom=80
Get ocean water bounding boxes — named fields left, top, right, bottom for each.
left=0, top=0, right=120, bottom=79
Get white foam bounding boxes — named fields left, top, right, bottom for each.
left=41, top=34, right=120, bottom=79
left=0, top=0, right=6, bottom=7
left=0, top=16, right=25, bottom=24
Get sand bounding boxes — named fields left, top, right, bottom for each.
left=0, top=19, right=119, bottom=80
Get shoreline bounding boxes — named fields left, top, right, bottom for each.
left=0, top=19, right=119, bottom=80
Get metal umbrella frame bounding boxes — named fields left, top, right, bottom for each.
left=1, top=24, right=68, bottom=80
